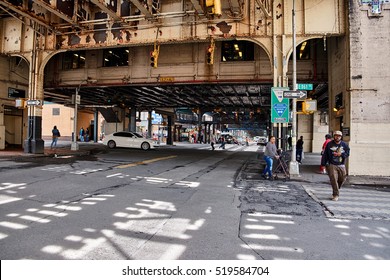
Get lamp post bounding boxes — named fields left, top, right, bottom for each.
left=289, top=0, right=300, bottom=175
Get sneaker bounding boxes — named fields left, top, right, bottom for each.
left=269, top=176, right=274, bottom=181
left=262, top=174, right=267, bottom=180
left=331, top=195, right=339, bottom=201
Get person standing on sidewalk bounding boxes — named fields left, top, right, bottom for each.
left=296, top=136, right=304, bottom=163
left=51, top=125, right=61, bottom=149
left=262, top=136, right=279, bottom=180
left=320, top=134, right=332, bottom=174
left=321, top=130, right=350, bottom=201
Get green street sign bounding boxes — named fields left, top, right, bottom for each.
left=271, top=87, right=289, bottom=123
left=297, top=83, right=313, bottom=90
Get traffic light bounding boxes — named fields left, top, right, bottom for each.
left=297, top=99, right=318, bottom=115
left=150, top=47, right=159, bottom=68
left=15, top=98, right=26, bottom=108
left=206, top=45, right=214, bottom=65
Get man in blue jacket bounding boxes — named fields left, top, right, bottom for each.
left=321, top=130, right=350, bottom=201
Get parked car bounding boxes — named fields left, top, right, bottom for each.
left=103, top=131, right=155, bottom=150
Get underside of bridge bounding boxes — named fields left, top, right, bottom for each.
left=44, top=82, right=328, bottom=113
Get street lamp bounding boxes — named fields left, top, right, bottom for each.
left=289, top=0, right=300, bottom=175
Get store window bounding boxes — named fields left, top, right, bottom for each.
left=221, top=41, right=254, bottom=62
left=103, top=48, right=129, bottom=67
left=63, top=51, right=86, bottom=69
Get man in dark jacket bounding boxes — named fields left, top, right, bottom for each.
left=296, top=136, right=304, bottom=163
left=321, top=130, right=350, bottom=201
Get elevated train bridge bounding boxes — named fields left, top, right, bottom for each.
left=1, top=1, right=389, bottom=176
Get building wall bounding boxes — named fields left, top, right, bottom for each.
left=311, top=112, right=330, bottom=154
left=42, top=104, right=74, bottom=137
left=42, top=103, right=97, bottom=141
left=347, top=2, right=390, bottom=176
left=0, top=55, right=29, bottom=149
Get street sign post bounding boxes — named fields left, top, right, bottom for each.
left=271, top=87, right=289, bottom=123
left=26, top=100, right=43, bottom=106
left=283, top=90, right=307, bottom=99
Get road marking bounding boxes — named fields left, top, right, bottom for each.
left=115, top=155, right=177, bottom=169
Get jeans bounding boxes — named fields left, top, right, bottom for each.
left=296, top=149, right=303, bottom=162
left=51, top=137, right=58, bottom=148
left=263, top=156, right=273, bottom=177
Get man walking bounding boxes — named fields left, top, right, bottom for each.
left=296, top=136, right=304, bottom=163
left=321, top=130, right=350, bottom=201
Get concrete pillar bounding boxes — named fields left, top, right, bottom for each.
left=130, top=108, right=136, bottom=131
left=147, top=111, right=152, bottom=138
left=0, top=106, right=4, bottom=150
left=167, top=115, right=173, bottom=145
left=93, top=110, right=98, bottom=142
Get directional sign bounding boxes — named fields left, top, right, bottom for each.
left=271, top=87, right=289, bottom=123
left=26, top=100, right=43, bottom=106
left=283, top=90, right=307, bottom=99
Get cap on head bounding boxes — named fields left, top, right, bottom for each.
left=333, top=130, right=342, bottom=136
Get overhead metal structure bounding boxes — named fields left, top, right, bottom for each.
left=0, top=0, right=329, bottom=113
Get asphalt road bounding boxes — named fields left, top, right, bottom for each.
left=0, top=143, right=389, bottom=260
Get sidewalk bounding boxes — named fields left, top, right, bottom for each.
left=0, top=140, right=105, bottom=159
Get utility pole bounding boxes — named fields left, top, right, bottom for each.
left=289, top=0, right=300, bottom=175
left=71, top=86, right=80, bottom=151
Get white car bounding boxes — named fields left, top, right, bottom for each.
left=257, top=136, right=268, bottom=146
left=103, top=131, right=155, bottom=150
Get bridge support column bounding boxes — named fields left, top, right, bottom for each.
left=147, top=111, right=152, bottom=138
left=130, top=108, right=136, bottom=131
left=24, top=37, right=45, bottom=154
left=166, top=115, right=173, bottom=145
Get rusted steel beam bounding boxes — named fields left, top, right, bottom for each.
left=128, top=0, right=153, bottom=19
left=255, top=0, right=272, bottom=18
left=33, top=0, right=77, bottom=25
left=189, top=0, right=205, bottom=15
left=90, top=0, right=122, bottom=21
left=0, top=0, right=58, bottom=33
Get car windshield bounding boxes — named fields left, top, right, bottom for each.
left=132, top=132, right=143, bottom=138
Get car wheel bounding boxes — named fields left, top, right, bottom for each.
left=141, top=142, right=150, bottom=150
left=107, top=140, right=116, bottom=149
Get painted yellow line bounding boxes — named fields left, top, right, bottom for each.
left=115, top=155, right=177, bottom=169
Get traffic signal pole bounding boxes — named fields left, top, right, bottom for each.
left=289, top=0, right=300, bottom=175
